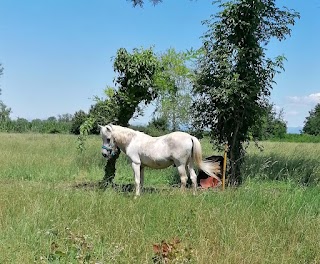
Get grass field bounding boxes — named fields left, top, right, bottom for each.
left=0, top=133, right=319, bottom=263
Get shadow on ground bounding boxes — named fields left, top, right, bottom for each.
left=72, top=181, right=160, bottom=193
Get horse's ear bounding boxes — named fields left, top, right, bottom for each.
left=105, top=125, right=112, bottom=132
left=98, top=124, right=103, bottom=130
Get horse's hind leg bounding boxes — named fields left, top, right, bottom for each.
left=132, top=162, right=141, bottom=197
left=187, top=160, right=197, bottom=195
left=177, top=164, right=188, bottom=191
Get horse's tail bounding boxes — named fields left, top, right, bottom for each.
left=191, top=136, right=221, bottom=182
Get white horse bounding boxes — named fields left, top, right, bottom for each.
left=99, top=124, right=221, bottom=196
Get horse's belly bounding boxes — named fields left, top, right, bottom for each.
left=141, top=157, right=173, bottom=169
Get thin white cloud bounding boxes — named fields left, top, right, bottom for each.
left=309, top=93, right=320, bottom=102
left=273, top=93, right=320, bottom=127
left=286, top=110, right=299, bottom=116
left=287, top=92, right=320, bottom=105
left=273, top=105, right=282, bottom=112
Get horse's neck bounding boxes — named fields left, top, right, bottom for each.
left=113, top=127, right=136, bottom=152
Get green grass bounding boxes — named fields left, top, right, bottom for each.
left=269, top=133, right=320, bottom=143
left=0, top=133, right=320, bottom=263
left=243, top=141, right=320, bottom=185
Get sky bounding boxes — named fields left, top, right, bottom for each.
left=0, top=0, right=319, bottom=129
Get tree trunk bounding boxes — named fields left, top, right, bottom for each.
left=227, top=123, right=243, bottom=186
left=101, top=151, right=120, bottom=187
left=228, top=144, right=243, bottom=186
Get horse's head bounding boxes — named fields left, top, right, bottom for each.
left=99, top=124, right=118, bottom=159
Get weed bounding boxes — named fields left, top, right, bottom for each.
left=152, top=238, right=193, bottom=263
left=37, top=228, right=100, bottom=263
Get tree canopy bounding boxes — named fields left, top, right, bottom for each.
left=79, top=47, right=162, bottom=183
left=303, top=103, right=320, bottom=136
left=154, top=48, right=197, bottom=131
left=250, top=103, right=287, bottom=140
left=0, top=63, right=3, bottom=96
left=128, top=0, right=162, bottom=7
left=79, top=47, right=161, bottom=133
left=0, top=64, right=12, bottom=123
left=193, top=0, right=299, bottom=185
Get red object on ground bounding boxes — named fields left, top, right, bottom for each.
left=199, top=176, right=220, bottom=189
left=197, top=155, right=223, bottom=189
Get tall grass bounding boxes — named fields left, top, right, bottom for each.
left=1, top=181, right=319, bottom=263
left=243, top=141, right=320, bottom=185
left=0, top=133, right=320, bottom=263
left=269, top=133, right=320, bottom=143
left=0, top=133, right=104, bottom=183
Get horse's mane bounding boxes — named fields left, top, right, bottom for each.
left=111, top=125, right=147, bottom=145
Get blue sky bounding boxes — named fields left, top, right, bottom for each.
left=0, top=0, right=319, bottom=128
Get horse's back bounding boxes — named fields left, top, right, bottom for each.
left=158, top=131, right=194, bottom=160
left=130, top=131, right=193, bottom=168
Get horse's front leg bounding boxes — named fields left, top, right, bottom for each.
left=132, top=162, right=141, bottom=197
left=140, top=166, right=144, bottom=191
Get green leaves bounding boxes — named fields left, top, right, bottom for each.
left=77, top=116, right=96, bottom=152
left=0, top=101, right=11, bottom=122
left=87, top=47, right=161, bottom=128
left=303, top=104, right=320, bottom=136
left=39, top=227, right=99, bottom=263
left=113, top=47, right=160, bottom=108
left=0, top=64, right=11, bottom=124
left=78, top=47, right=161, bottom=152
left=193, top=0, right=299, bottom=184
left=153, top=48, right=198, bottom=130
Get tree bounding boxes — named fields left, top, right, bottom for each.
left=128, top=0, right=162, bottom=7
left=30, top=119, right=43, bottom=133
left=144, top=116, right=170, bottom=136
left=154, top=48, right=196, bottom=131
left=80, top=47, right=162, bottom=183
left=0, top=64, right=12, bottom=123
left=148, top=116, right=169, bottom=131
left=14, top=118, right=30, bottom=133
left=0, top=63, right=3, bottom=95
left=58, top=113, right=73, bottom=122
left=251, top=103, right=287, bottom=140
left=71, top=110, right=88, bottom=135
left=0, top=101, right=11, bottom=122
left=112, top=47, right=161, bottom=125
left=303, top=103, right=320, bottom=136
left=193, top=0, right=299, bottom=185
left=47, top=116, right=57, bottom=122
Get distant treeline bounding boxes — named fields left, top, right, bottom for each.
left=1, top=116, right=320, bottom=143
left=0, top=117, right=72, bottom=134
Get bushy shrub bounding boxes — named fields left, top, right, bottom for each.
left=70, top=110, right=88, bottom=135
